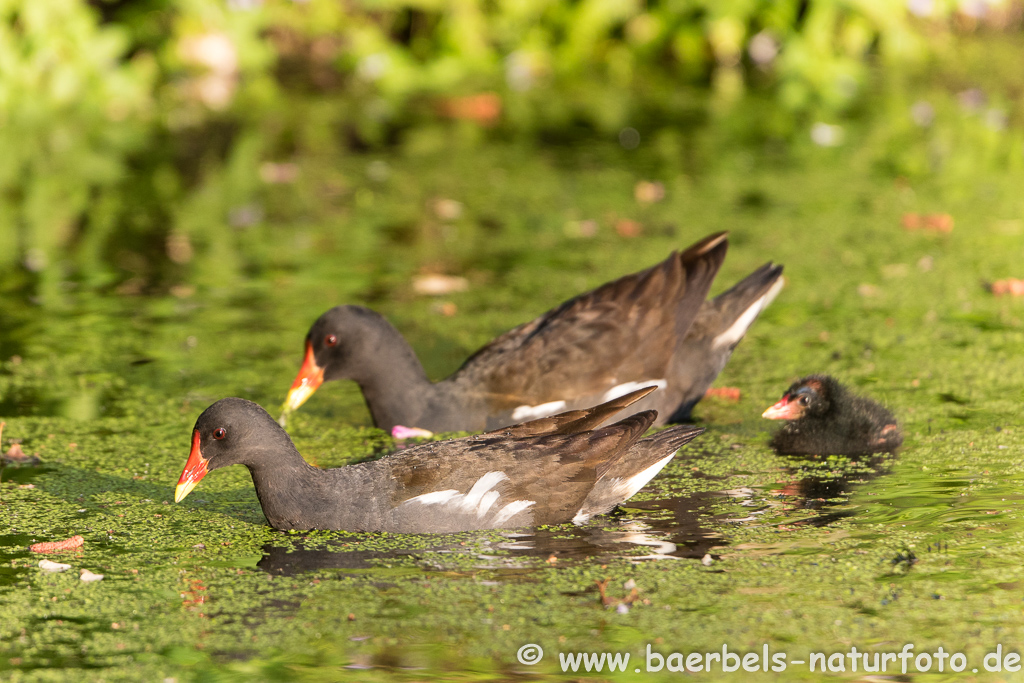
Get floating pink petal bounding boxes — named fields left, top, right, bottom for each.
left=391, top=426, right=435, bottom=440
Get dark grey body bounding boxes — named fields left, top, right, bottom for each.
left=192, top=393, right=704, bottom=533
left=300, top=233, right=783, bottom=432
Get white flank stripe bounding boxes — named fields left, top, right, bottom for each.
left=406, top=489, right=459, bottom=506
left=761, top=275, right=785, bottom=308
left=620, top=453, right=676, bottom=499
left=492, top=500, right=535, bottom=526
left=712, top=276, right=784, bottom=350
left=712, top=300, right=763, bottom=350
left=713, top=299, right=762, bottom=350
left=459, top=471, right=509, bottom=513
left=511, top=400, right=567, bottom=421
left=601, top=379, right=667, bottom=402
left=477, top=490, right=501, bottom=518
left=571, top=509, right=592, bottom=526
left=402, top=471, right=512, bottom=520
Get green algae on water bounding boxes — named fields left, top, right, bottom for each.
left=4, top=131, right=1024, bottom=681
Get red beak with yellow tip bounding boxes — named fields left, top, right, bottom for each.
left=283, top=340, right=325, bottom=413
left=175, top=430, right=209, bottom=503
left=762, top=394, right=802, bottom=420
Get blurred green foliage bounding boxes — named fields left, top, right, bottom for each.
left=0, top=0, right=155, bottom=299
left=0, top=0, right=1022, bottom=302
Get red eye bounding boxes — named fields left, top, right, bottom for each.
left=325, top=334, right=338, bottom=347
left=213, top=428, right=226, bottom=440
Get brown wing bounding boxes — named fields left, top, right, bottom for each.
left=574, top=422, right=704, bottom=519
left=384, top=410, right=657, bottom=527
left=663, top=262, right=784, bottom=422
left=483, top=386, right=658, bottom=439
left=449, top=232, right=728, bottom=412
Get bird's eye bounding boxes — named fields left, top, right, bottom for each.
left=325, top=334, right=338, bottom=347
left=798, top=396, right=809, bottom=405
left=213, top=428, right=227, bottom=440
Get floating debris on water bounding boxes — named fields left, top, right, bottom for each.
left=259, top=161, right=299, bottom=184
left=902, top=213, right=953, bottom=233
left=391, top=425, right=435, bottom=440
left=634, top=181, right=665, bottom=204
left=987, top=278, right=1024, bottom=297
left=39, top=560, right=72, bottom=573
left=412, top=274, right=469, bottom=296
left=3, top=439, right=41, bottom=466
left=596, top=578, right=639, bottom=609
left=614, top=218, right=643, bottom=238
left=80, top=569, right=104, bottom=583
left=30, top=535, right=84, bottom=553
left=432, top=198, right=464, bottom=220
left=437, top=93, right=501, bottom=125
left=704, top=387, right=741, bottom=402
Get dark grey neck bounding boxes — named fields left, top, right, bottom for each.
left=246, top=445, right=323, bottom=529
left=349, top=318, right=437, bottom=431
left=246, top=448, right=385, bottom=531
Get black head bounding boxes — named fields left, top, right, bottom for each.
left=762, top=374, right=840, bottom=420
left=308, top=305, right=390, bottom=380
left=283, top=305, right=385, bottom=412
left=175, top=398, right=294, bottom=502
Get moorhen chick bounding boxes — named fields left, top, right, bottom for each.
left=175, top=387, right=703, bottom=532
left=283, top=231, right=783, bottom=432
left=762, top=375, right=903, bottom=456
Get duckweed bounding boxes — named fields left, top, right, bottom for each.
left=3, top=134, right=1024, bottom=681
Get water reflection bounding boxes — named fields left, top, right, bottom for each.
left=0, top=464, right=52, bottom=488
left=250, top=450, right=895, bottom=577
left=259, top=544, right=420, bottom=575
left=764, top=453, right=893, bottom=526
left=256, top=491, right=728, bottom=576
left=0, top=533, right=35, bottom=588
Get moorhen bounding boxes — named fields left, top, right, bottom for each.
left=762, top=375, right=903, bottom=455
left=175, top=387, right=704, bottom=532
left=283, top=231, right=783, bottom=432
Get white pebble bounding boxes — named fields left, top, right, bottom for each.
left=701, top=553, right=714, bottom=566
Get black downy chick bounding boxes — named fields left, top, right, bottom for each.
left=762, top=375, right=902, bottom=456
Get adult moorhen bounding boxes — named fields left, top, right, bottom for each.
left=762, top=375, right=903, bottom=456
left=175, top=387, right=704, bottom=532
left=283, top=232, right=783, bottom=432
